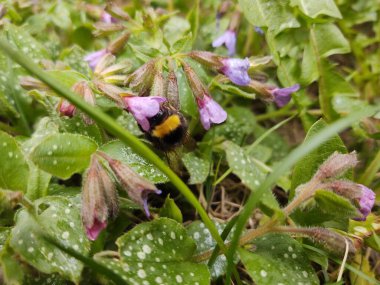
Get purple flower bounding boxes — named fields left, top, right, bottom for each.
left=123, top=96, right=166, bottom=131
left=84, top=49, right=109, bottom=70
left=220, top=58, right=251, bottom=86
left=58, top=100, right=76, bottom=117
left=100, top=11, right=117, bottom=23
left=212, top=30, right=236, bottom=56
left=197, top=95, right=227, bottom=130
left=255, top=26, right=264, bottom=35
left=270, top=84, right=300, bottom=107
left=355, top=185, right=375, bottom=221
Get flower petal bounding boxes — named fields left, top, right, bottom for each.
left=221, top=58, right=250, bottom=86
left=272, top=84, right=300, bottom=107
left=86, top=218, right=107, bottom=241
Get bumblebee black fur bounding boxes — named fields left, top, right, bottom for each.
left=144, top=104, right=188, bottom=151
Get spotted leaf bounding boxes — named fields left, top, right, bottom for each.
left=100, top=140, right=168, bottom=183
left=96, top=218, right=210, bottom=285
left=30, top=133, right=98, bottom=179
left=9, top=196, right=91, bottom=283
left=0, top=131, right=29, bottom=192
left=239, top=233, right=319, bottom=285
left=182, top=152, right=210, bottom=185
left=187, top=221, right=237, bottom=279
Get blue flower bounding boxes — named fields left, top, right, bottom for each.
left=220, top=58, right=251, bottom=86
left=212, top=30, right=236, bottom=56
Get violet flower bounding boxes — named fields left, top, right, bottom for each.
left=84, top=49, right=110, bottom=70
left=220, top=58, right=250, bottom=86
left=197, top=95, right=227, bottom=130
left=355, top=185, right=375, bottom=221
left=123, top=96, right=166, bottom=131
left=270, top=84, right=300, bottom=107
left=100, top=11, right=117, bottom=23
left=212, top=29, right=236, bottom=56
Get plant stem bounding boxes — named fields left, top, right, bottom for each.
left=0, top=38, right=225, bottom=251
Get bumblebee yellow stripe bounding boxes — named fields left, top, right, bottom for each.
left=152, top=115, right=181, bottom=138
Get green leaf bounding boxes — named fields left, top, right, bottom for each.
left=182, top=152, right=210, bottom=185
left=60, top=45, right=92, bottom=76
left=30, top=133, right=98, bottom=179
left=290, top=0, right=342, bottom=19
left=26, top=162, right=52, bottom=201
left=187, top=221, right=236, bottom=279
left=239, top=233, right=319, bottom=285
left=60, top=116, right=104, bottom=145
left=310, top=23, right=350, bottom=58
left=5, top=23, right=50, bottom=62
left=100, top=140, right=168, bottom=183
left=96, top=218, right=210, bottom=285
left=0, top=131, right=29, bottom=192
left=9, top=196, right=91, bottom=283
left=290, top=119, right=348, bottom=197
left=224, top=141, right=279, bottom=213
left=176, top=69, right=198, bottom=118
left=49, top=2, right=72, bottom=30
left=0, top=244, right=25, bottom=285
left=159, top=196, right=183, bottom=223
left=239, top=0, right=300, bottom=35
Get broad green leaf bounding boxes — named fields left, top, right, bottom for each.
left=5, top=23, right=50, bottom=62
left=100, top=140, right=168, bottom=183
left=176, top=69, right=198, bottom=118
left=60, top=116, right=104, bottom=145
left=96, top=218, right=210, bottom=285
left=9, top=196, right=91, bottom=283
left=0, top=244, right=25, bottom=285
left=239, top=233, right=319, bottom=285
left=290, top=119, right=348, bottom=197
left=163, top=16, right=191, bottom=47
left=0, top=227, right=10, bottom=252
left=0, top=131, right=29, bottom=192
left=159, top=196, right=183, bottom=223
left=182, top=152, right=210, bottom=185
left=49, top=2, right=72, bottom=30
left=310, top=23, right=350, bottom=58
left=30, top=133, right=98, bottom=179
left=187, top=221, right=236, bottom=279
left=224, top=141, right=279, bottom=213
left=239, top=0, right=300, bottom=35
left=26, top=162, right=51, bottom=201
left=291, top=0, right=342, bottom=19
left=60, top=45, right=92, bottom=76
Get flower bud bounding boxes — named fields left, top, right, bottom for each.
left=188, top=51, right=224, bottom=69
left=0, top=4, right=7, bottom=19
left=166, top=71, right=180, bottom=109
left=182, top=61, right=209, bottom=99
left=105, top=3, right=131, bottom=21
left=20, top=76, right=49, bottom=91
left=57, top=99, right=76, bottom=117
left=292, top=227, right=356, bottom=257
left=107, top=32, right=130, bottom=55
left=126, top=59, right=157, bottom=95
left=72, top=82, right=95, bottom=125
left=93, top=80, right=124, bottom=107
left=314, top=152, right=358, bottom=181
left=93, top=22, right=124, bottom=37
left=150, top=70, right=165, bottom=98
left=99, top=152, right=161, bottom=217
left=81, top=155, right=119, bottom=240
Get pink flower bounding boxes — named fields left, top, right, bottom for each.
left=58, top=100, right=76, bottom=117
left=212, top=30, right=236, bottom=56
left=220, top=58, right=250, bottom=86
left=196, top=95, right=227, bottom=130
left=269, top=84, right=300, bottom=107
left=355, top=185, right=376, bottom=221
left=123, top=96, right=166, bottom=131
left=86, top=218, right=107, bottom=241
left=100, top=11, right=118, bottom=23
left=84, top=49, right=110, bottom=70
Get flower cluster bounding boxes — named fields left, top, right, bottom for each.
left=81, top=152, right=161, bottom=240
left=288, top=152, right=376, bottom=221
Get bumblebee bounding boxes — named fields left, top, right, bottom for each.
left=144, top=104, right=188, bottom=151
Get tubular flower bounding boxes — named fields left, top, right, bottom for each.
left=197, top=95, right=227, bottom=130
left=356, top=185, right=376, bottom=221
left=212, top=29, right=236, bottom=56
left=269, top=84, right=300, bottom=107
left=220, top=58, right=250, bottom=86
left=81, top=155, right=119, bottom=241
left=122, top=96, right=167, bottom=131
left=99, top=152, right=161, bottom=217
left=84, top=49, right=110, bottom=70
